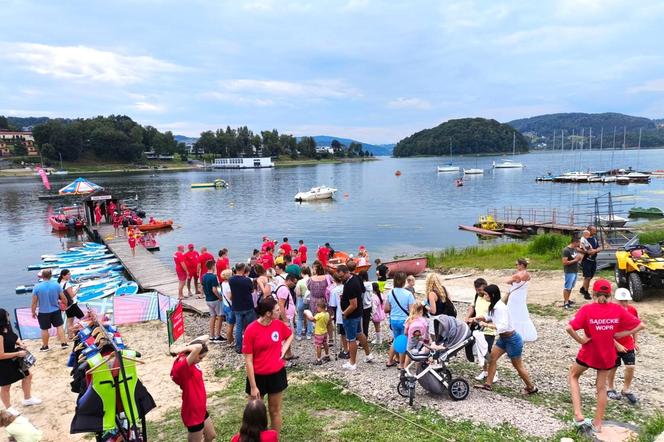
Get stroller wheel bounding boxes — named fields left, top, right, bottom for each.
left=408, top=384, right=415, bottom=406
left=448, top=378, right=470, bottom=401
left=397, top=380, right=410, bottom=398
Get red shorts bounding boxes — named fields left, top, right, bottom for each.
left=128, top=239, right=136, bottom=248
left=314, top=334, right=327, bottom=347
left=187, top=269, right=198, bottom=279
left=176, top=270, right=187, bottom=282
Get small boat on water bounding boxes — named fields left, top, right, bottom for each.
left=137, top=219, right=173, bottom=231
left=140, top=234, right=160, bottom=251
left=455, top=178, right=463, bottom=187
left=492, top=159, right=524, bottom=169
left=463, top=168, right=484, bottom=175
left=629, top=207, right=664, bottom=218
left=616, top=176, right=630, bottom=185
left=652, top=170, right=664, bottom=177
left=326, top=251, right=371, bottom=274
left=383, top=257, right=427, bottom=277
left=597, top=215, right=629, bottom=227
left=191, top=178, right=227, bottom=189
left=49, top=215, right=85, bottom=232
left=437, top=164, right=460, bottom=173
left=294, top=185, right=337, bottom=202
left=458, top=225, right=502, bottom=236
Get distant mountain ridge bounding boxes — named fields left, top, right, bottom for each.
left=297, top=135, right=394, bottom=156
left=508, top=112, right=656, bottom=135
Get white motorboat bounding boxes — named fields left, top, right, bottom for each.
left=294, top=185, right=337, bottom=202
left=597, top=215, right=628, bottom=227
left=616, top=176, right=630, bottom=185
left=463, top=168, right=484, bottom=175
left=437, top=164, right=460, bottom=173
left=602, top=176, right=617, bottom=183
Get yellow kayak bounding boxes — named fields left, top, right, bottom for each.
left=191, top=179, right=227, bottom=189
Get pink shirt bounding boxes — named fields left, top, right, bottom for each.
left=276, top=285, right=295, bottom=319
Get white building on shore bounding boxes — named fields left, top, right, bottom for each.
left=212, top=157, right=273, bottom=169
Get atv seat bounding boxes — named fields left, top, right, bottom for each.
left=645, top=244, right=663, bottom=258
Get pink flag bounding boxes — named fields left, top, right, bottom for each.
left=36, top=167, right=51, bottom=190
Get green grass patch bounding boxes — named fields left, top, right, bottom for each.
left=639, top=229, right=664, bottom=244
left=426, top=234, right=569, bottom=270
left=527, top=303, right=571, bottom=320
left=149, top=368, right=539, bottom=441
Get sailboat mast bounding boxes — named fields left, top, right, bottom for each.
left=637, top=128, right=642, bottom=170
left=512, top=132, right=516, bottom=157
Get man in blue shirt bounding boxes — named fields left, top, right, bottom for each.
left=31, top=269, right=68, bottom=351
left=229, top=263, right=256, bottom=353
left=201, top=260, right=225, bottom=343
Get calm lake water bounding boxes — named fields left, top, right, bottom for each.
left=2, top=149, right=664, bottom=315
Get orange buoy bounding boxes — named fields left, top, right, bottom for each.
left=395, top=170, right=402, bottom=176
left=343, top=193, right=349, bottom=198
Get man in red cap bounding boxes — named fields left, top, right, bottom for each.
left=184, top=244, right=201, bottom=297
left=173, top=245, right=188, bottom=300
left=566, top=279, right=644, bottom=434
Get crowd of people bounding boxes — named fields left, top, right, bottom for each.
left=164, top=234, right=644, bottom=439
left=0, top=231, right=646, bottom=441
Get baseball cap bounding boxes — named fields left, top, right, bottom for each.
left=187, top=243, right=194, bottom=249
left=177, top=244, right=184, bottom=250
left=592, top=278, right=612, bottom=295
left=614, top=288, right=632, bottom=301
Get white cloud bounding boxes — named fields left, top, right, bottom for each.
left=242, top=0, right=273, bottom=11
left=496, top=25, right=613, bottom=52
left=0, top=42, right=181, bottom=85
left=342, top=0, right=370, bottom=11
left=204, top=92, right=275, bottom=107
left=387, top=97, right=432, bottom=110
left=628, top=79, right=664, bottom=93
left=132, top=101, right=165, bottom=112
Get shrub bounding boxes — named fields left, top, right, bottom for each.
left=639, top=230, right=664, bottom=244
left=527, top=234, right=569, bottom=256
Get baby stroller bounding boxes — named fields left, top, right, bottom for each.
left=397, top=317, right=475, bottom=405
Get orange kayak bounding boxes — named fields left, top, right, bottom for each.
left=137, top=219, right=173, bottom=231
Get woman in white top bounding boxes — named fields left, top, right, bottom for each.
left=505, top=259, right=537, bottom=342
left=471, top=284, right=537, bottom=394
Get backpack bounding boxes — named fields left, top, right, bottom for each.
left=272, top=284, right=295, bottom=310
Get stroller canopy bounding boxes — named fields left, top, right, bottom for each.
left=59, top=177, right=103, bottom=196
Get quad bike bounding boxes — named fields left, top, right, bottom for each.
left=615, top=237, right=664, bottom=301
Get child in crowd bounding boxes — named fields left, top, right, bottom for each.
left=327, top=274, right=349, bottom=359
left=220, top=269, right=235, bottom=344
left=306, top=300, right=331, bottom=365
left=0, top=409, right=42, bottom=442
left=405, top=275, right=416, bottom=295
left=231, top=399, right=279, bottom=442
left=607, top=288, right=640, bottom=404
left=127, top=228, right=137, bottom=257
left=112, top=211, right=120, bottom=237
left=370, top=282, right=386, bottom=344
left=404, top=302, right=429, bottom=365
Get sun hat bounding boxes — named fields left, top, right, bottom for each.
left=614, top=288, right=632, bottom=301
left=592, top=278, right=612, bottom=295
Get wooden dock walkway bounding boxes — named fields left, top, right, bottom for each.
left=93, top=225, right=207, bottom=315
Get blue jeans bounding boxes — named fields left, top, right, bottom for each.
left=342, top=316, right=362, bottom=342
left=296, top=297, right=313, bottom=337
left=496, top=331, right=524, bottom=359
left=234, top=309, right=257, bottom=351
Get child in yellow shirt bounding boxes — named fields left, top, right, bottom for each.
left=305, top=300, right=330, bottom=365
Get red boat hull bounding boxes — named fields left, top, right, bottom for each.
left=49, top=216, right=84, bottom=232
left=383, top=257, right=427, bottom=277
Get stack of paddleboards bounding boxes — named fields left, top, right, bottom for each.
left=17, top=242, right=139, bottom=302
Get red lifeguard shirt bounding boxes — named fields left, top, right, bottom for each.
left=215, top=256, right=230, bottom=281
left=281, top=242, right=292, bottom=257
left=173, top=251, right=186, bottom=274
left=231, top=430, right=279, bottom=442
left=615, top=304, right=639, bottom=351
left=317, top=247, right=329, bottom=267
left=198, top=252, right=214, bottom=272
left=260, top=253, right=274, bottom=270
left=569, top=302, right=641, bottom=370
left=170, top=354, right=207, bottom=427
left=184, top=250, right=200, bottom=273
left=298, top=244, right=307, bottom=263
left=242, top=319, right=292, bottom=375
left=261, top=240, right=275, bottom=252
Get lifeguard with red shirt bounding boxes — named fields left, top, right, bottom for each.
left=216, top=248, right=230, bottom=282
left=298, top=240, right=307, bottom=264
left=316, top=243, right=330, bottom=268
left=184, top=244, right=201, bottom=296
left=173, top=245, right=188, bottom=300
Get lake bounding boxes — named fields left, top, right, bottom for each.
left=2, top=148, right=664, bottom=316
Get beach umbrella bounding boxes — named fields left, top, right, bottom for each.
left=58, top=177, right=103, bottom=195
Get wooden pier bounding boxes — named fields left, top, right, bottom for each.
left=92, top=225, right=207, bottom=315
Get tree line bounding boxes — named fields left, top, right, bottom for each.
left=27, top=115, right=185, bottom=163
left=193, top=127, right=371, bottom=159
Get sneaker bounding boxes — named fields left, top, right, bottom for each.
left=338, top=351, right=350, bottom=359
left=563, top=302, right=572, bottom=310
left=475, top=371, right=488, bottom=381
left=568, top=300, right=576, bottom=305
left=210, top=336, right=222, bottom=344
left=305, top=335, right=312, bottom=340
left=296, top=336, right=303, bottom=341
left=6, top=407, right=19, bottom=416
left=313, top=359, right=323, bottom=366
left=39, top=346, right=49, bottom=352
left=328, top=340, right=335, bottom=346
left=342, top=362, right=357, bottom=371
left=364, top=353, right=374, bottom=363
left=217, top=335, right=227, bottom=341
left=22, top=397, right=42, bottom=406
left=61, top=343, right=69, bottom=349
left=607, top=389, right=622, bottom=400
left=623, top=392, right=638, bottom=404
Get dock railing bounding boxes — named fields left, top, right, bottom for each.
left=487, top=207, right=592, bottom=227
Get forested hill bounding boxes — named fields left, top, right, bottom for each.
left=393, top=118, right=528, bottom=157
left=508, top=112, right=655, bottom=134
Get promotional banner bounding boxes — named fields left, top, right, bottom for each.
left=166, top=302, right=184, bottom=346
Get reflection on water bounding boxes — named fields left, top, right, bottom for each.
left=2, top=150, right=664, bottom=314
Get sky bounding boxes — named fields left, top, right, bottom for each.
left=1, top=0, right=663, bottom=143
